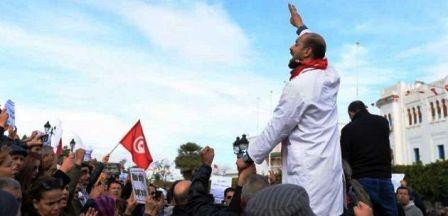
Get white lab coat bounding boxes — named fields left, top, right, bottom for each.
left=248, top=66, right=344, bottom=216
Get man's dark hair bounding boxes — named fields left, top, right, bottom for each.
left=224, top=187, right=235, bottom=197
left=106, top=178, right=122, bottom=189
left=81, top=162, right=93, bottom=173
left=396, top=186, right=409, bottom=194
left=303, top=33, right=326, bottom=59
left=348, top=100, right=368, bottom=113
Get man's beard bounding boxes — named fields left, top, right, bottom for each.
left=288, top=58, right=300, bottom=69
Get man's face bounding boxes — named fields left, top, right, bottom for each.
left=348, top=111, right=356, bottom=120
left=42, top=150, right=56, bottom=171
left=11, top=154, right=25, bottom=174
left=289, top=35, right=311, bottom=68
left=0, top=154, right=14, bottom=178
left=397, top=189, right=410, bottom=206
left=30, top=145, right=43, bottom=155
left=80, top=167, right=90, bottom=186
left=108, top=182, right=122, bottom=198
left=224, top=191, right=234, bottom=206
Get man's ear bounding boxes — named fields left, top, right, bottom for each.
left=304, top=47, right=313, bottom=58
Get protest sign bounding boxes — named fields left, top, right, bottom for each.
left=130, top=168, right=149, bottom=204
left=210, top=175, right=233, bottom=204
left=5, top=99, right=15, bottom=129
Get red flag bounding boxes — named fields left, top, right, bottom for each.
left=56, top=139, right=62, bottom=156
left=119, top=120, right=153, bottom=169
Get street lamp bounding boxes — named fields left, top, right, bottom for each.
left=233, top=134, right=249, bottom=158
left=44, top=121, right=51, bottom=133
left=70, top=139, right=76, bottom=152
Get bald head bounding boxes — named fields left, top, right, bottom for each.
left=302, top=33, right=326, bottom=59
left=173, top=180, right=191, bottom=205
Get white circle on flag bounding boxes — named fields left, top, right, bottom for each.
left=133, top=136, right=146, bottom=154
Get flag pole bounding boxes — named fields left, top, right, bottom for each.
left=109, top=143, right=120, bottom=155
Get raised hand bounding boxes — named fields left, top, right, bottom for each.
left=60, top=153, right=75, bottom=173
left=200, top=146, right=215, bottom=166
left=288, top=3, right=304, bottom=27
left=0, top=108, right=9, bottom=128
left=75, top=148, right=86, bottom=165
left=238, top=163, right=256, bottom=186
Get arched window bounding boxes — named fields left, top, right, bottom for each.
left=430, top=102, right=435, bottom=121
left=417, top=106, right=422, bottom=123
left=436, top=100, right=442, bottom=119
left=442, top=99, right=447, bottom=117
left=407, top=109, right=412, bottom=125
left=412, top=107, right=417, bottom=124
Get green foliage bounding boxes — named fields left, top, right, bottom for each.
left=393, top=160, right=448, bottom=205
left=175, top=142, right=202, bottom=180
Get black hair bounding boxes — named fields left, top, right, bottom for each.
left=106, top=178, right=122, bottom=189
left=30, top=177, right=63, bottom=201
left=224, top=187, right=235, bottom=197
left=303, top=33, right=326, bottom=59
left=396, top=186, right=410, bottom=194
left=348, top=100, right=368, bottom=113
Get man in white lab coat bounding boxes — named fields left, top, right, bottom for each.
left=246, top=4, right=343, bottom=216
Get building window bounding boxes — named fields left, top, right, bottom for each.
left=442, top=99, right=447, bottom=118
left=417, top=106, right=422, bottom=123
left=438, top=145, right=445, bottom=160
left=430, top=102, right=435, bottom=120
left=407, top=109, right=412, bottom=125
left=414, top=148, right=420, bottom=162
left=412, top=107, right=417, bottom=124
left=436, top=100, right=442, bottom=119
left=388, top=114, right=393, bottom=128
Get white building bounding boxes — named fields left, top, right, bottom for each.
left=376, top=78, right=448, bottom=165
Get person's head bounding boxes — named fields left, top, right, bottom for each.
left=348, top=100, right=368, bottom=120
left=31, top=177, right=63, bottom=216
left=223, top=187, right=235, bottom=206
left=0, top=146, right=14, bottom=178
left=241, top=175, right=269, bottom=207
left=41, top=146, right=56, bottom=171
left=80, top=163, right=92, bottom=186
left=60, top=184, right=69, bottom=208
left=0, top=189, right=19, bottom=216
left=9, top=144, right=27, bottom=175
left=107, top=179, right=122, bottom=199
left=289, top=33, right=326, bottom=69
left=244, top=184, right=315, bottom=216
left=0, top=177, right=22, bottom=203
left=173, top=180, right=191, bottom=206
left=396, top=186, right=411, bottom=206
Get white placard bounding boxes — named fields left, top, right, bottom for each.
left=210, top=175, right=233, bottom=204
left=5, top=99, right=15, bottom=129
left=130, top=168, right=149, bottom=204
left=391, top=173, right=405, bottom=192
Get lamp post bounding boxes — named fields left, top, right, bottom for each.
left=233, top=134, right=249, bottom=158
left=70, top=139, right=76, bottom=152
left=44, top=121, right=51, bottom=133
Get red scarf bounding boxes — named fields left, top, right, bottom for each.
left=289, top=58, right=328, bottom=80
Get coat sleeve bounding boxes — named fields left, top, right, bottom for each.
left=340, top=126, right=351, bottom=163
left=248, top=81, right=307, bottom=164
left=86, top=162, right=104, bottom=193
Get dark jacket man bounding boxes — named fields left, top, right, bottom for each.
left=341, top=100, right=397, bottom=216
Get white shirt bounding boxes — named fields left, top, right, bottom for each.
left=248, top=66, right=344, bottom=216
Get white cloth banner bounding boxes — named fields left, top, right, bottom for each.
left=391, top=173, right=405, bottom=192
left=130, top=168, right=149, bottom=204
left=210, top=175, right=233, bottom=204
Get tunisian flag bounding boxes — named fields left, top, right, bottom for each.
left=119, top=120, right=153, bottom=169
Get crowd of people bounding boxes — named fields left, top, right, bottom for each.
left=1, top=2, right=447, bottom=216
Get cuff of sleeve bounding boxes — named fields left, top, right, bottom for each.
left=296, top=25, right=312, bottom=38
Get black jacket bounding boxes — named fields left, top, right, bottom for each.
left=180, top=164, right=239, bottom=216
left=341, top=110, right=392, bottom=179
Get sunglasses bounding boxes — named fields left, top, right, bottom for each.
left=226, top=196, right=233, bottom=199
